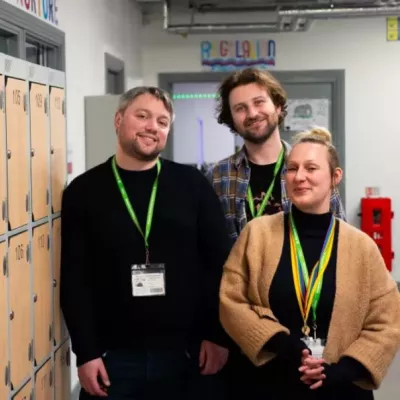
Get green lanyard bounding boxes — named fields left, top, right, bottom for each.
left=247, top=148, right=284, bottom=219
left=111, top=156, right=161, bottom=264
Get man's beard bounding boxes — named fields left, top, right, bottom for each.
left=120, top=136, right=162, bottom=162
left=238, top=114, right=279, bottom=145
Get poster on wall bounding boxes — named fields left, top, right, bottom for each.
left=200, top=39, right=276, bottom=71
left=284, top=99, right=330, bottom=132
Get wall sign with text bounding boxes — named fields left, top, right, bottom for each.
left=200, top=39, right=276, bottom=71
left=3, top=0, right=58, bottom=26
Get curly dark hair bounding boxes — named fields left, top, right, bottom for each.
left=216, top=68, right=288, bottom=133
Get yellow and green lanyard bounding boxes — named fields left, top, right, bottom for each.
left=112, top=156, right=161, bottom=265
left=289, top=213, right=336, bottom=337
left=246, top=148, right=284, bottom=219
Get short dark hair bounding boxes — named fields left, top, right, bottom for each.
left=117, top=86, right=175, bottom=121
left=216, top=68, right=287, bottom=133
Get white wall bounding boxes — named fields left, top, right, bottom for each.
left=56, top=0, right=143, bottom=391
left=142, top=15, right=400, bottom=281
left=58, top=0, right=143, bottom=182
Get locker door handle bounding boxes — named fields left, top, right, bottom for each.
left=2, top=200, right=5, bottom=221
left=7, top=150, right=11, bottom=159
left=31, top=148, right=35, bottom=157
left=51, top=146, right=54, bottom=155
left=33, top=294, right=38, bottom=303
left=9, top=311, right=14, bottom=320
left=49, top=324, right=52, bottom=341
left=3, top=256, right=7, bottom=277
left=25, top=194, right=29, bottom=212
left=53, top=279, right=57, bottom=288
left=4, top=364, right=9, bottom=386
left=28, top=341, right=33, bottom=361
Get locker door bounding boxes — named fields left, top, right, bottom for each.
left=6, top=78, right=29, bottom=229
left=30, top=83, right=49, bottom=221
left=52, top=218, right=66, bottom=345
left=6, top=78, right=29, bottom=230
left=0, top=76, right=6, bottom=235
left=0, top=242, right=8, bottom=400
left=55, top=342, right=70, bottom=400
left=50, top=87, right=66, bottom=214
left=12, top=379, right=31, bottom=400
left=35, top=360, right=52, bottom=400
left=33, top=223, right=51, bottom=364
left=9, top=231, right=31, bottom=390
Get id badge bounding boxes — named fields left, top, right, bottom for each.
left=131, top=263, right=166, bottom=297
left=307, top=338, right=325, bottom=360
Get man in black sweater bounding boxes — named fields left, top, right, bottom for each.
left=60, top=86, right=231, bottom=399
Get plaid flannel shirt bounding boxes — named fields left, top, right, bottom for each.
left=206, top=142, right=346, bottom=243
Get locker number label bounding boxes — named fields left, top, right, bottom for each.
left=15, top=244, right=24, bottom=261
left=38, top=233, right=45, bottom=249
left=13, top=89, right=21, bottom=106
left=54, top=96, right=61, bottom=109
left=36, top=93, right=43, bottom=108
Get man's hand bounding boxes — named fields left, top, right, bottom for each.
left=78, top=358, right=110, bottom=397
left=299, top=350, right=326, bottom=389
left=199, top=340, right=229, bottom=375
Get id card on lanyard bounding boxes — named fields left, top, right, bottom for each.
left=289, top=212, right=336, bottom=355
left=112, top=156, right=166, bottom=297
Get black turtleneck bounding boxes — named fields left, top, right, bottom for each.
left=263, top=206, right=370, bottom=393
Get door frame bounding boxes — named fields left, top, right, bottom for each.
left=159, top=69, right=346, bottom=207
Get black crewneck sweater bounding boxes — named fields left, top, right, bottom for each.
left=60, top=157, right=232, bottom=366
left=261, top=206, right=371, bottom=395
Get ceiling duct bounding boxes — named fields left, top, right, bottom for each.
left=162, top=0, right=312, bottom=34
left=278, top=5, right=400, bottom=19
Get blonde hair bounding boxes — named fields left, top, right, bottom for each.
left=291, top=127, right=340, bottom=176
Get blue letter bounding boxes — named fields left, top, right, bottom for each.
left=42, top=0, right=48, bottom=19
left=201, top=41, right=211, bottom=61
left=268, top=40, right=276, bottom=58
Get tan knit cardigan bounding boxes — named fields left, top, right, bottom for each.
left=219, top=212, right=400, bottom=390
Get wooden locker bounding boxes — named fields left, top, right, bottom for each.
left=50, top=87, right=66, bottom=214
left=6, top=77, right=29, bottom=230
left=9, top=231, right=31, bottom=390
left=12, top=379, right=31, bottom=400
left=30, top=83, right=49, bottom=221
left=0, top=241, right=8, bottom=400
left=34, top=360, right=52, bottom=400
left=52, top=218, right=67, bottom=345
left=33, top=223, right=51, bottom=365
left=0, top=75, right=6, bottom=235
left=55, top=342, right=70, bottom=400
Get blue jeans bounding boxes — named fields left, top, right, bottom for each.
left=79, top=346, right=227, bottom=400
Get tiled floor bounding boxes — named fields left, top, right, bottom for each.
left=375, top=351, right=399, bottom=399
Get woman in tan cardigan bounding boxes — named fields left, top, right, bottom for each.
left=219, top=127, right=400, bottom=399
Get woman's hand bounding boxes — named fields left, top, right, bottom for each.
left=299, top=350, right=327, bottom=389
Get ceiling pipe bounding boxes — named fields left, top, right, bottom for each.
left=163, top=0, right=306, bottom=34
left=278, top=6, right=400, bottom=18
